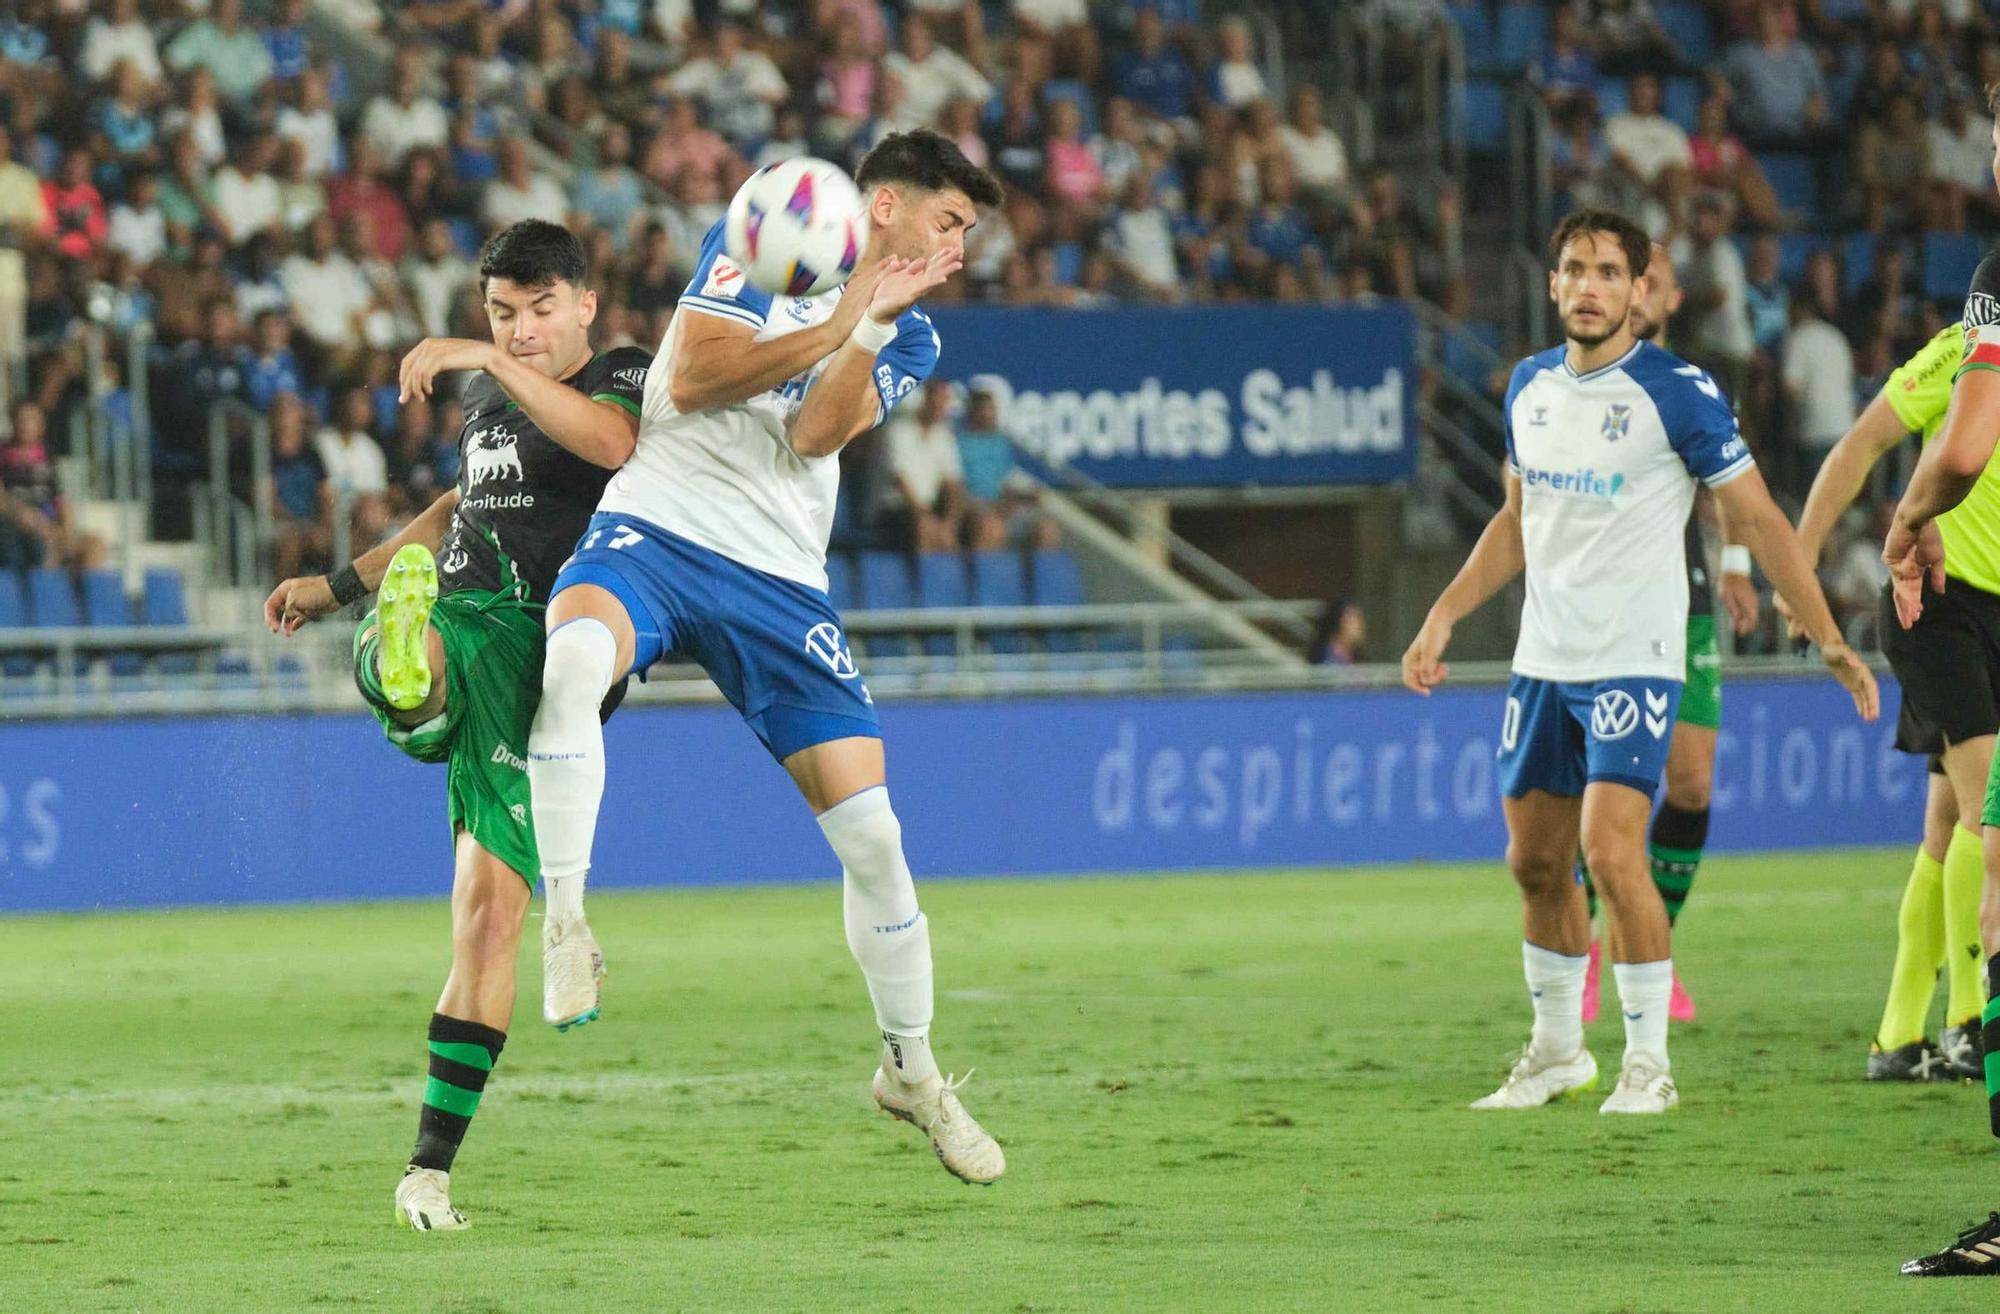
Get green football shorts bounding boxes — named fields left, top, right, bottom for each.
left=354, top=588, right=545, bottom=886
left=1679, top=612, right=1722, bottom=731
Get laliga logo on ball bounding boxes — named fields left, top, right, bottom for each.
left=724, top=158, right=868, bottom=299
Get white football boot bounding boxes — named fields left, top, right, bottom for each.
left=395, top=1166, right=468, bottom=1232
left=1599, top=1056, right=1679, bottom=1114
left=873, top=1064, right=1007, bottom=1185
left=1469, top=1044, right=1599, bottom=1109
left=542, top=913, right=604, bottom=1031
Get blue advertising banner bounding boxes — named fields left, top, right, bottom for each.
left=922, top=304, right=1418, bottom=488
left=0, top=676, right=1915, bottom=913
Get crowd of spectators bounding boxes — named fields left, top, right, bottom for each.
left=1, top=0, right=1444, bottom=568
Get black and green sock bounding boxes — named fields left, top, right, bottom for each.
left=353, top=631, right=391, bottom=712
left=1649, top=803, right=1709, bottom=927
left=411, top=1014, right=506, bottom=1173
left=1984, top=958, right=2000, bottom=1138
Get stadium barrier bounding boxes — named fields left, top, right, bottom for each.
left=0, top=672, right=1917, bottom=913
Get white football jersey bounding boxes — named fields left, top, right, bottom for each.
left=1504, top=340, right=1753, bottom=683
left=600, top=219, right=940, bottom=591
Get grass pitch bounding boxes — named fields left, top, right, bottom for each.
left=3, top=850, right=1998, bottom=1312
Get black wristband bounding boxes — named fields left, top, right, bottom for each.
left=329, top=563, right=368, bottom=607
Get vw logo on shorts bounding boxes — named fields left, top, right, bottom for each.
left=805, top=622, right=859, bottom=679
left=1590, top=689, right=1640, bottom=741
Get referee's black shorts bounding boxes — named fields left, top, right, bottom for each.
left=1880, top=574, right=2000, bottom=756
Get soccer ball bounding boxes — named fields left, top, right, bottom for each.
left=723, top=158, right=868, bottom=299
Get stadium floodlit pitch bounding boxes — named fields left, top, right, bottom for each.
left=3, top=852, right=1998, bottom=1311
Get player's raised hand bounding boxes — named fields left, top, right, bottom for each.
left=1819, top=640, right=1880, bottom=721
left=264, top=574, right=337, bottom=636
left=1882, top=517, right=1946, bottom=629
left=1401, top=614, right=1453, bottom=695
left=399, top=338, right=499, bottom=403
left=1720, top=572, right=1759, bottom=636
left=868, top=246, right=965, bottom=325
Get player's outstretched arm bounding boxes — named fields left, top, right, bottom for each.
left=263, top=489, right=461, bottom=636
left=789, top=251, right=962, bottom=459
left=1712, top=469, right=1879, bottom=721
left=1771, top=391, right=1908, bottom=638
left=664, top=260, right=892, bottom=416
left=400, top=339, right=640, bottom=470
left=1401, top=472, right=1525, bottom=695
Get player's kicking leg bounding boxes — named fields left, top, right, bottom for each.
left=1473, top=788, right=1600, bottom=1109
left=785, top=736, right=1005, bottom=1185
left=395, top=833, right=532, bottom=1231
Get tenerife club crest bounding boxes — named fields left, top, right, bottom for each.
left=1601, top=403, right=1632, bottom=442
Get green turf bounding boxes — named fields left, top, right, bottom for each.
left=2, top=849, right=1998, bottom=1311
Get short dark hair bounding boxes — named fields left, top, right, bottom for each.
left=1547, top=209, right=1651, bottom=282
left=478, top=219, right=587, bottom=292
left=855, top=129, right=1004, bottom=209
left=1987, top=81, right=2000, bottom=116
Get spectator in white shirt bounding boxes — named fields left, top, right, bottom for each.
left=1209, top=18, right=1269, bottom=109
left=483, top=137, right=570, bottom=229
left=362, top=48, right=450, bottom=168
left=401, top=217, right=474, bottom=339
left=210, top=133, right=284, bottom=248
left=82, top=0, right=163, bottom=87
left=1011, top=0, right=1098, bottom=87
left=1280, top=85, right=1351, bottom=205
left=280, top=213, right=373, bottom=364
left=1925, top=92, right=1995, bottom=231
left=163, top=68, right=229, bottom=168
left=1105, top=173, right=1180, bottom=300
left=884, top=15, right=991, bottom=130
left=1091, top=97, right=1147, bottom=198
left=1781, top=291, right=1857, bottom=490
left=316, top=385, right=392, bottom=548
left=882, top=381, right=969, bottom=552
left=1670, top=192, right=1754, bottom=403
left=668, top=21, right=788, bottom=147
left=107, top=170, right=167, bottom=266
left=1604, top=72, right=1690, bottom=231
left=276, top=66, right=341, bottom=177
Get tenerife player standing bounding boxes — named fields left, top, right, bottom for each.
left=523, top=132, right=1010, bottom=1183
left=1403, top=210, right=1876, bottom=1114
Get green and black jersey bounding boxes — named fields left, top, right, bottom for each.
left=439, top=347, right=652, bottom=601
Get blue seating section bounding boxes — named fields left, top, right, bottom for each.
left=1923, top=231, right=1984, bottom=304
left=820, top=549, right=1092, bottom=663
left=0, top=567, right=193, bottom=681
left=1460, top=81, right=1508, bottom=156
left=1758, top=154, right=1817, bottom=217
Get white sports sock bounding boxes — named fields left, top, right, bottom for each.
left=1523, top=941, right=1587, bottom=1060
left=528, top=618, right=617, bottom=903
left=1612, top=958, right=1673, bottom=1065
left=818, top=786, right=939, bottom=1083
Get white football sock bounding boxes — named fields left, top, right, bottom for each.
left=528, top=618, right=617, bottom=907
left=818, top=786, right=939, bottom=1083
left=1612, top=958, right=1673, bottom=1065
left=1523, top=941, right=1587, bottom=1059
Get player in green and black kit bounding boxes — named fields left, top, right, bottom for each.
left=1580, top=243, right=1761, bottom=1021
left=262, top=221, right=650, bottom=1232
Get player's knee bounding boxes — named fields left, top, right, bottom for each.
left=825, top=789, right=906, bottom=886
left=1505, top=843, right=1570, bottom=897
left=1664, top=772, right=1711, bottom=812
left=539, top=618, right=618, bottom=716
left=453, top=895, right=523, bottom=972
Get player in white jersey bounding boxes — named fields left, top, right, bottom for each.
left=523, top=131, right=1010, bottom=1184
left=1403, top=210, right=1876, bottom=1114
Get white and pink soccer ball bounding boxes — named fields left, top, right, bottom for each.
left=722, top=157, right=869, bottom=299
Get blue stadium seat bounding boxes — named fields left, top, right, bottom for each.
left=141, top=568, right=195, bottom=676
left=27, top=568, right=78, bottom=627
left=1923, top=231, right=1984, bottom=304
left=1842, top=231, right=1877, bottom=298
left=1596, top=80, right=1628, bottom=120
left=824, top=553, right=857, bottom=612
left=1444, top=4, right=1494, bottom=68
left=1492, top=3, right=1547, bottom=69
left=857, top=552, right=912, bottom=659
left=916, top=552, right=968, bottom=658
left=1778, top=233, right=1826, bottom=282
left=1662, top=76, right=1701, bottom=134
left=0, top=570, right=28, bottom=678
left=1459, top=80, right=1508, bottom=156
left=1051, top=241, right=1083, bottom=286
left=81, top=569, right=141, bottom=677
left=1442, top=321, right=1502, bottom=392
left=971, top=551, right=1029, bottom=657
left=1031, top=549, right=1086, bottom=655
left=1655, top=1, right=1713, bottom=65
left=1759, top=154, right=1817, bottom=217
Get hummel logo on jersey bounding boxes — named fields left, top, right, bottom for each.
left=1601, top=403, right=1631, bottom=441
left=1672, top=364, right=1721, bottom=401
left=1644, top=689, right=1670, bottom=738
left=1591, top=690, right=1640, bottom=741
left=804, top=622, right=859, bottom=679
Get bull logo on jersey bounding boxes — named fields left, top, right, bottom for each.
left=1600, top=403, right=1632, bottom=442
left=1590, top=689, right=1640, bottom=741
left=465, top=427, right=523, bottom=485
left=804, top=622, right=859, bottom=679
